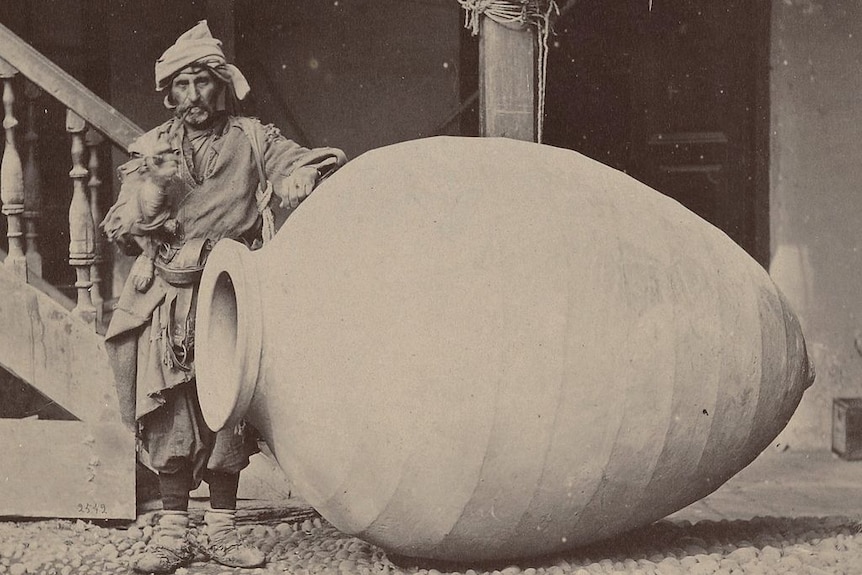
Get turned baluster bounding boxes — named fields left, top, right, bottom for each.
left=66, top=110, right=96, bottom=324
left=23, top=81, right=43, bottom=277
left=0, top=57, right=27, bottom=280
left=86, top=128, right=105, bottom=321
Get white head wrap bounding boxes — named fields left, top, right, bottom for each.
left=155, top=20, right=250, bottom=101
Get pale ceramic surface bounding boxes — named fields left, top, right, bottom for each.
left=196, top=137, right=813, bottom=562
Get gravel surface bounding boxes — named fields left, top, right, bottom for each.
left=0, top=514, right=859, bottom=574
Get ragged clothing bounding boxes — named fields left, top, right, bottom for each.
left=103, top=113, right=346, bottom=432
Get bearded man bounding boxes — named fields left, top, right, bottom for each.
left=101, top=21, right=347, bottom=574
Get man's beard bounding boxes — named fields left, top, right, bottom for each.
left=175, top=100, right=215, bottom=128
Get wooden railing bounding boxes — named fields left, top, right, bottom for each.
left=0, top=22, right=144, bottom=326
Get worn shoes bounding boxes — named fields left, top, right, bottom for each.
left=131, top=508, right=265, bottom=573
left=199, top=508, right=266, bottom=568
left=132, top=510, right=196, bottom=574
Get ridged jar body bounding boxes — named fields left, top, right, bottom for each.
left=196, top=137, right=813, bottom=562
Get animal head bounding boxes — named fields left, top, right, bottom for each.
left=142, top=151, right=181, bottom=186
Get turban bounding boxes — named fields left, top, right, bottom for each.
left=155, top=20, right=250, bottom=100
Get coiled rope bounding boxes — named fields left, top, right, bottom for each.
left=457, top=0, right=559, bottom=143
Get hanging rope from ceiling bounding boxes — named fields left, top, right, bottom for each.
left=457, top=0, right=560, bottom=143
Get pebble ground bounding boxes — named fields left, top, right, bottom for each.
left=0, top=513, right=860, bottom=575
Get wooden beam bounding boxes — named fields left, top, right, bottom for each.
left=0, top=265, right=119, bottom=423
left=479, top=19, right=537, bottom=141
left=0, top=264, right=135, bottom=520
left=0, top=22, right=142, bottom=152
left=0, top=419, right=135, bottom=519
left=0, top=247, right=74, bottom=309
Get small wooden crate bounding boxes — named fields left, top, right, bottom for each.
left=833, top=397, right=862, bottom=460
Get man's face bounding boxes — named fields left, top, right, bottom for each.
left=170, top=68, right=221, bottom=128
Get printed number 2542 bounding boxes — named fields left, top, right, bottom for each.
left=77, top=502, right=107, bottom=514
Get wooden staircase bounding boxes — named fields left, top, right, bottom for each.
left=0, top=22, right=143, bottom=520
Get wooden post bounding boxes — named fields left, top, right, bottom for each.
left=479, top=18, right=537, bottom=142
left=86, top=128, right=105, bottom=323
left=23, top=81, right=43, bottom=277
left=0, top=56, right=28, bottom=280
left=66, top=110, right=96, bottom=325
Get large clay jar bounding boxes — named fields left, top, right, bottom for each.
left=195, top=136, right=814, bottom=563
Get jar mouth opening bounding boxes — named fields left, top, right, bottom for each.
left=195, top=239, right=261, bottom=431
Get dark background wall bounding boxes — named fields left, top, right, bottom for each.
left=105, top=0, right=463, bottom=160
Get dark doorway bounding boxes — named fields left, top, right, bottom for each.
left=543, top=0, right=770, bottom=266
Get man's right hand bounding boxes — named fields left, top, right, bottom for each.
left=130, top=254, right=156, bottom=293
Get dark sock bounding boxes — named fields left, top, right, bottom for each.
left=206, top=471, right=240, bottom=510
left=159, top=463, right=192, bottom=511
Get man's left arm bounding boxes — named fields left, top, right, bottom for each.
left=261, top=123, right=348, bottom=210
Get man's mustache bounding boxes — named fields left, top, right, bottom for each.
left=175, top=98, right=211, bottom=119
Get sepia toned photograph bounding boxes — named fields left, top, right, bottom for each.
left=0, top=1, right=857, bottom=573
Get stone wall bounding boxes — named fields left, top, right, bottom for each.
left=770, top=0, right=862, bottom=449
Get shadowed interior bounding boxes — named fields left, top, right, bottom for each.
left=196, top=268, right=241, bottom=430
left=210, top=271, right=239, bottom=368
left=196, top=239, right=264, bottom=432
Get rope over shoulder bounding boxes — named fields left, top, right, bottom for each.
left=256, top=181, right=276, bottom=244
left=456, top=0, right=559, bottom=143
left=236, top=117, right=277, bottom=244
